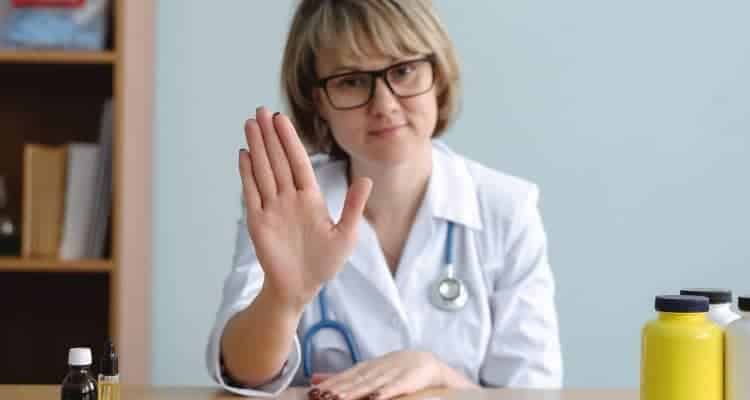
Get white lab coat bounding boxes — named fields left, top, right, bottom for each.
left=206, top=141, right=563, bottom=397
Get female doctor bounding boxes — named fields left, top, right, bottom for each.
left=207, top=1, right=562, bottom=399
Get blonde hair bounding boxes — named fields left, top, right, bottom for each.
left=280, top=0, right=461, bottom=159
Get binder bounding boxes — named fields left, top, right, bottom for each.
left=21, top=144, right=67, bottom=258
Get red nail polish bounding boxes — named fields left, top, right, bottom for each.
left=321, top=391, right=333, bottom=400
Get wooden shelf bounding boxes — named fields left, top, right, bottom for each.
left=0, top=257, right=113, bottom=272
left=0, top=50, right=116, bottom=65
left=0, top=0, right=153, bottom=383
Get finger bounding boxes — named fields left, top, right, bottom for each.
left=338, top=368, right=396, bottom=400
left=238, top=149, right=262, bottom=211
left=244, top=118, right=278, bottom=202
left=256, top=107, right=294, bottom=193
left=336, top=177, right=373, bottom=236
left=315, top=363, right=369, bottom=393
left=370, top=371, right=413, bottom=400
left=274, top=113, right=318, bottom=191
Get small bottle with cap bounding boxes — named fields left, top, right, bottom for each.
left=680, top=288, right=740, bottom=327
left=97, top=340, right=119, bottom=400
left=61, top=347, right=97, bottom=400
left=641, top=295, right=723, bottom=400
left=726, top=296, right=750, bottom=400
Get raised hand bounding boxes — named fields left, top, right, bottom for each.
left=238, top=107, right=372, bottom=309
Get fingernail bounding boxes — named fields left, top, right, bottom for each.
left=321, top=391, right=333, bottom=400
left=308, top=388, right=321, bottom=396
left=273, top=111, right=280, bottom=118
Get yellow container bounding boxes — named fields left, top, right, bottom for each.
left=641, top=295, right=723, bottom=400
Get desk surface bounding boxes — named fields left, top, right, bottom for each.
left=0, top=385, right=637, bottom=399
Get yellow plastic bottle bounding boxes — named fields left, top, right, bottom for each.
left=641, top=295, right=723, bottom=400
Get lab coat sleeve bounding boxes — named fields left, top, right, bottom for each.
left=205, top=218, right=302, bottom=397
left=479, top=186, right=563, bottom=388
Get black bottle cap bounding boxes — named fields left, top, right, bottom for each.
left=739, top=296, right=750, bottom=312
left=680, top=288, right=732, bottom=304
left=655, top=295, right=709, bottom=313
left=100, top=339, right=119, bottom=376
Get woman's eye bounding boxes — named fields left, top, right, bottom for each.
left=335, top=76, right=369, bottom=88
left=393, top=64, right=416, bottom=77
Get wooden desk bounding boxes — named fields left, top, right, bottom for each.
left=0, top=385, right=637, bottom=399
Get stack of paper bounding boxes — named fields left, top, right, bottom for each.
left=86, top=98, right=113, bottom=259
left=59, top=142, right=99, bottom=260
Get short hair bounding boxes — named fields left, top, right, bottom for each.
left=280, top=0, right=461, bottom=158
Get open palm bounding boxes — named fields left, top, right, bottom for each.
left=238, top=107, right=372, bottom=308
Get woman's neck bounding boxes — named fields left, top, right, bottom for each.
left=348, top=150, right=432, bottom=226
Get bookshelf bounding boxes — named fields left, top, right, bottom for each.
left=0, top=50, right=117, bottom=64
left=0, top=0, right=152, bottom=385
left=0, top=257, right=114, bottom=272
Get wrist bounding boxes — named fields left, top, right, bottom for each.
left=423, top=352, right=450, bottom=388
left=429, top=353, right=477, bottom=389
left=258, top=284, right=309, bottom=317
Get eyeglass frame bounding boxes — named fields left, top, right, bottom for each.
left=314, top=54, right=437, bottom=110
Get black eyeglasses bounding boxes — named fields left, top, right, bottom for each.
left=315, top=55, right=436, bottom=110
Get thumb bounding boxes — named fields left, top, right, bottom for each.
left=336, top=176, right=372, bottom=235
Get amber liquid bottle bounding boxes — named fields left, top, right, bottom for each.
left=98, top=340, right=120, bottom=400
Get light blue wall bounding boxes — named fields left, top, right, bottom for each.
left=153, top=0, right=750, bottom=387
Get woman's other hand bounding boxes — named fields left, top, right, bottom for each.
left=307, top=350, right=478, bottom=400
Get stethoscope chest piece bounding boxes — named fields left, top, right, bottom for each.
left=430, top=263, right=468, bottom=311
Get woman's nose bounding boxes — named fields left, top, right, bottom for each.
left=368, top=77, right=400, bottom=115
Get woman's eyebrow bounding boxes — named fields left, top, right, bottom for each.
left=328, top=56, right=401, bottom=75
left=330, top=65, right=361, bottom=74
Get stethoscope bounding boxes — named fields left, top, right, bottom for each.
left=301, top=221, right=468, bottom=378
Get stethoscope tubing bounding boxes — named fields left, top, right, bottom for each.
left=302, top=221, right=462, bottom=378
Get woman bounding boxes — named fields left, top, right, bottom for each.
left=206, top=1, right=562, bottom=399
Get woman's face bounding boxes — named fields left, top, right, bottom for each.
left=315, top=48, right=439, bottom=168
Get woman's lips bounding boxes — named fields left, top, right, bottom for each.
left=369, top=124, right=406, bottom=137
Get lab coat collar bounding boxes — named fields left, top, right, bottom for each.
left=428, top=142, right=483, bottom=231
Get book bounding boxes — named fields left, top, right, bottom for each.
left=21, top=144, right=67, bottom=258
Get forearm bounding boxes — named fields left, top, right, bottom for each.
left=220, top=286, right=305, bottom=387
